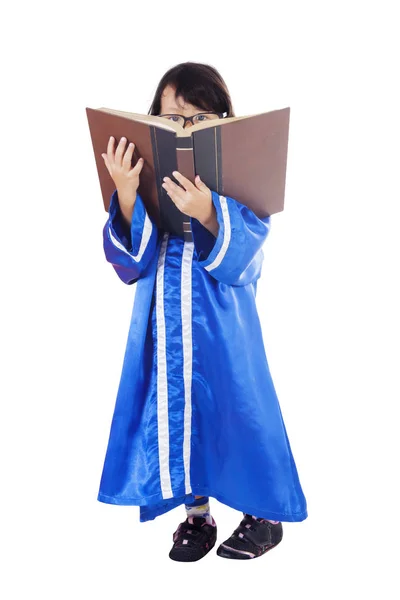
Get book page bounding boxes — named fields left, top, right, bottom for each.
left=97, top=107, right=180, bottom=132
left=177, top=110, right=274, bottom=136
left=96, top=107, right=284, bottom=137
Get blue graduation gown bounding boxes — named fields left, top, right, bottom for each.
left=98, top=188, right=308, bottom=523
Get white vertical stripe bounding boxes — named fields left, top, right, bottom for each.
left=109, top=226, right=132, bottom=256
left=181, top=241, right=194, bottom=494
left=156, top=233, right=173, bottom=499
left=204, top=195, right=231, bottom=272
left=108, top=210, right=153, bottom=262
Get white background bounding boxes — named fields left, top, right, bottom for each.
left=1, top=0, right=399, bottom=598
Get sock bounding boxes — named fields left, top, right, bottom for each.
left=185, top=496, right=215, bottom=526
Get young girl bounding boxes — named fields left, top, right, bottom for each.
left=99, top=62, right=308, bottom=562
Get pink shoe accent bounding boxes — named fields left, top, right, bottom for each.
left=251, top=515, right=280, bottom=525
left=220, top=543, right=256, bottom=559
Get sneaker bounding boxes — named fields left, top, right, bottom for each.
left=169, top=516, right=217, bottom=562
left=216, top=513, right=283, bottom=560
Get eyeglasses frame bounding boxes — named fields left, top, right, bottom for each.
left=158, top=111, right=228, bottom=127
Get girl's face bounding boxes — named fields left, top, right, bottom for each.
left=159, top=84, right=207, bottom=129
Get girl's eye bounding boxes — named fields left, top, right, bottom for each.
left=169, top=116, right=180, bottom=121
left=194, top=113, right=218, bottom=123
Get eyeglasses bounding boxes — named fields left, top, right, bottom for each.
left=158, top=111, right=227, bottom=128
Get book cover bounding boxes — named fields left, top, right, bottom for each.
left=86, top=106, right=291, bottom=241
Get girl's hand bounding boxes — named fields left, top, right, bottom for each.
left=162, top=172, right=215, bottom=226
left=101, top=136, right=144, bottom=209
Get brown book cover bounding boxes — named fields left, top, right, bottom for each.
left=86, top=106, right=291, bottom=242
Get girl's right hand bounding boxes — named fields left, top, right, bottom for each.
left=101, top=136, right=144, bottom=210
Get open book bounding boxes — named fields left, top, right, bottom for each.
left=86, top=106, right=291, bottom=241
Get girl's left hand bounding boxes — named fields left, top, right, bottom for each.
left=162, top=171, right=213, bottom=225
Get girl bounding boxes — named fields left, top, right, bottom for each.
left=99, top=62, right=307, bottom=562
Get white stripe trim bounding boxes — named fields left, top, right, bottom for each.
left=108, top=210, right=153, bottom=262
left=109, top=226, right=131, bottom=255
left=204, top=195, right=231, bottom=272
left=156, top=233, right=173, bottom=499
left=181, top=241, right=194, bottom=494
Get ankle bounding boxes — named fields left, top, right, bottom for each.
left=185, top=496, right=215, bottom=526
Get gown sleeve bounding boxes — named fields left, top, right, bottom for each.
left=190, top=190, right=271, bottom=287
left=103, top=189, right=159, bottom=285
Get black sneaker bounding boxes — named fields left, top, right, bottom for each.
left=169, top=516, right=217, bottom=562
left=216, top=513, right=283, bottom=559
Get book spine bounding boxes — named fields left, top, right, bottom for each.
left=150, top=127, right=183, bottom=237
left=192, top=127, right=223, bottom=195
left=175, top=137, right=195, bottom=242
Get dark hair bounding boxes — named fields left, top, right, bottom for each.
left=148, top=62, right=235, bottom=117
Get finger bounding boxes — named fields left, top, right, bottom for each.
left=115, top=136, right=127, bottom=166
left=132, top=157, right=145, bottom=175
left=106, top=136, right=115, bottom=163
left=101, top=153, right=111, bottom=173
left=162, top=183, right=184, bottom=208
left=122, top=142, right=135, bottom=170
left=172, top=170, right=195, bottom=192
left=163, top=177, right=186, bottom=202
left=195, top=174, right=210, bottom=193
